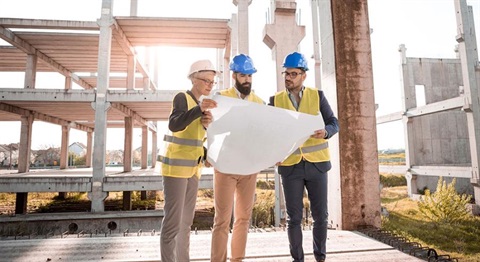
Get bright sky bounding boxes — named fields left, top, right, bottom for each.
left=0, top=0, right=479, bottom=150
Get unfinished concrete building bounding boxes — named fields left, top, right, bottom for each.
left=378, top=1, right=480, bottom=211
left=1, top=0, right=477, bottom=237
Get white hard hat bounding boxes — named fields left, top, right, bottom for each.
left=187, top=59, right=221, bottom=79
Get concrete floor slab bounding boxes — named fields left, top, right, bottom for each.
left=0, top=229, right=424, bottom=262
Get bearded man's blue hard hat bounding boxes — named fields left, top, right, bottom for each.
left=229, top=54, right=257, bottom=74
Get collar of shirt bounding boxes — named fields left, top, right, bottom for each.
left=286, top=86, right=305, bottom=110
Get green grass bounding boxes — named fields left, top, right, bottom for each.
left=378, top=152, right=406, bottom=165
left=381, top=185, right=480, bottom=262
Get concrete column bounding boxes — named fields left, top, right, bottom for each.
left=398, top=45, right=418, bottom=197
left=129, top=0, right=138, bottom=16
left=124, top=117, right=133, bottom=172
left=88, top=0, right=113, bottom=212
left=18, top=115, right=33, bottom=173
left=318, top=0, right=342, bottom=229
left=151, top=129, right=157, bottom=168
left=331, top=0, right=381, bottom=230
left=233, top=0, right=251, bottom=54
left=263, top=0, right=305, bottom=91
left=86, top=131, right=93, bottom=167
left=141, top=126, right=148, bottom=169
left=123, top=117, right=133, bottom=206
left=60, top=125, right=70, bottom=169
left=15, top=192, right=28, bottom=215
left=310, top=0, right=322, bottom=90
left=24, top=54, right=37, bottom=89
left=65, top=76, right=72, bottom=90
left=143, top=48, right=151, bottom=91
left=123, top=191, right=132, bottom=211
left=454, top=0, right=480, bottom=206
left=126, top=55, right=136, bottom=90
left=140, top=126, right=149, bottom=200
left=263, top=0, right=304, bottom=227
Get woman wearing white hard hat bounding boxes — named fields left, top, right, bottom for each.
left=159, top=59, right=219, bottom=262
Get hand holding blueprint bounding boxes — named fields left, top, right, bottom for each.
left=206, top=95, right=324, bottom=175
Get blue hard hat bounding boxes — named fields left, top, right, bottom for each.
left=229, top=54, right=257, bottom=74
left=283, top=52, right=309, bottom=71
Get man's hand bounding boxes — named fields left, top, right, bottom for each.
left=311, top=129, right=327, bottom=139
left=201, top=110, right=214, bottom=128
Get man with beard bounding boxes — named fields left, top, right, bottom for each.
left=210, top=54, right=265, bottom=262
left=269, top=51, right=339, bottom=262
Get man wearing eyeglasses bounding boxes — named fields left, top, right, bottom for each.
left=268, top=51, right=339, bottom=262
left=210, top=54, right=265, bottom=262
left=159, top=59, right=219, bottom=262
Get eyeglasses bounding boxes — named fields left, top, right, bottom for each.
left=195, top=77, right=217, bottom=85
left=281, top=71, right=304, bottom=79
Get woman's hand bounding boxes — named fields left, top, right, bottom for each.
left=201, top=110, right=214, bottom=128
left=200, top=98, right=217, bottom=112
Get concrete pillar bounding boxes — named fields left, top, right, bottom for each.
left=398, top=45, right=418, bottom=197
left=60, top=125, right=70, bottom=169
left=310, top=0, right=322, bottom=90
left=88, top=0, right=113, bottom=212
left=141, top=126, right=148, bottom=169
left=123, top=118, right=133, bottom=206
left=233, top=0, right=251, bottom=54
left=24, top=54, right=37, bottom=89
left=140, top=126, right=149, bottom=200
left=18, top=115, right=33, bottom=173
left=130, top=0, right=138, bottom=16
left=15, top=192, right=28, bottom=215
left=123, top=191, right=132, bottom=211
left=127, top=55, right=136, bottom=90
left=263, top=0, right=304, bottom=227
left=86, top=131, right=93, bottom=167
left=124, top=117, right=133, bottom=172
left=144, top=48, right=151, bottom=91
left=65, top=75, right=72, bottom=90
left=454, top=0, right=480, bottom=206
left=151, top=129, right=157, bottom=168
left=331, top=0, right=381, bottom=230
left=263, top=0, right=305, bottom=92
left=318, top=0, right=342, bottom=229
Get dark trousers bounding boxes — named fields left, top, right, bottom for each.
left=278, top=160, right=330, bottom=262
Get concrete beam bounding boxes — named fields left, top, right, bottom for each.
left=0, top=18, right=98, bottom=30
left=410, top=165, right=473, bottom=179
left=110, top=19, right=156, bottom=90
left=0, top=177, right=92, bottom=192
left=0, top=101, right=93, bottom=133
left=0, top=26, right=94, bottom=90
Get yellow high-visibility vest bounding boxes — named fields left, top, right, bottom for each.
left=274, top=87, right=330, bottom=166
left=219, top=87, right=264, bottom=104
left=160, top=92, right=205, bottom=178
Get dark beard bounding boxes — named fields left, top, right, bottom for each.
left=235, top=80, right=252, bottom=96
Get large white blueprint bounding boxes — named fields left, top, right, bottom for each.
left=206, top=95, right=324, bottom=175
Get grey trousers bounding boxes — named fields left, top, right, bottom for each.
left=160, top=175, right=199, bottom=262
left=278, top=160, right=330, bottom=262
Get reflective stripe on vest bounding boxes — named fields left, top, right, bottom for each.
left=164, top=134, right=203, bottom=147
left=292, top=142, right=329, bottom=155
left=158, top=155, right=199, bottom=167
